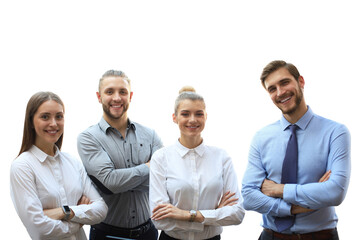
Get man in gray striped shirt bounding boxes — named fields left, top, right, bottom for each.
left=77, top=70, right=163, bottom=240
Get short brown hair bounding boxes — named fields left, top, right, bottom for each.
left=99, top=70, right=130, bottom=91
left=18, top=92, right=64, bottom=156
left=260, top=60, right=301, bottom=88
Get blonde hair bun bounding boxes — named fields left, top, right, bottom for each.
left=179, top=86, right=196, bottom=94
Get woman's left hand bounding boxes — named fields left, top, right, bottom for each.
left=152, top=203, right=190, bottom=221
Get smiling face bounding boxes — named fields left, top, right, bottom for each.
left=97, top=76, right=133, bottom=123
left=264, top=67, right=307, bottom=122
left=173, top=99, right=207, bottom=145
left=33, top=100, right=64, bottom=154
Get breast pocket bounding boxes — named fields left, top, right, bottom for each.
left=130, top=143, right=152, bottom=165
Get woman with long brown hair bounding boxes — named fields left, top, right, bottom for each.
left=10, top=91, right=108, bottom=240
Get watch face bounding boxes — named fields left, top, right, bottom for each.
left=63, top=205, right=71, bottom=212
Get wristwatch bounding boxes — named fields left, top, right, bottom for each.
left=62, top=205, right=71, bottom=220
left=189, top=210, right=197, bottom=222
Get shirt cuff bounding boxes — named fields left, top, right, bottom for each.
left=199, top=210, right=215, bottom=225
left=283, top=183, right=296, bottom=203
left=69, top=205, right=89, bottom=222
left=278, top=200, right=292, bottom=217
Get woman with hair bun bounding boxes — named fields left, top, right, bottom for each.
left=150, top=87, right=245, bottom=240
left=10, top=91, right=108, bottom=240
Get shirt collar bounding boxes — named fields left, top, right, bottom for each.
left=280, top=105, right=314, bottom=131
left=29, top=145, right=60, bottom=163
left=175, top=139, right=206, bottom=157
left=99, top=117, right=136, bottom=133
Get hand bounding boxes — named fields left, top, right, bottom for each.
left=291, top=204, right=314, bottom=214
left=217, top=191, right=238, bottom=209
left=151, top=203, right=188, bottom=221
left=151, top=203, right=204, bottom=222
left=261, top=179, right=284, bottom=198
left=145, top=162, right=150, bottom=168
left=319, top=170, right=331, bottom=182
left=77, top=195, right=91, bottom=205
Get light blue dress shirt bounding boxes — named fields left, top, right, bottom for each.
left=241, top=106, right=351, bottom=234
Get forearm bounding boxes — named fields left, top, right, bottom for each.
left=43, top=207, right=74, bottom=221
left=242, top=185, right=292, bottom=217
left=70, top=199, right=108, bottom=225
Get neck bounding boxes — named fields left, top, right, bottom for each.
left=103, top=113, right=129, bottom=136
left=35, top=141, right=56, bottom=156
left=179, top=135, right=203, bottom=149
left=283, top=102, right=308, bottom=124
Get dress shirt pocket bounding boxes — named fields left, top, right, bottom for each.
left=130, top=143, right=152, bottom=166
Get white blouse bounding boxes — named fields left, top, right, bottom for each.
left=149, top=141, right=245, bottom=240
left=10, top=145, right=108, bottom=240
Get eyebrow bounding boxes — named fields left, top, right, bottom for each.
left=266, top=78, right=291, bottom=91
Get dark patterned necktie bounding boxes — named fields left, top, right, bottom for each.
left=275, top=124, right=298, bottom=232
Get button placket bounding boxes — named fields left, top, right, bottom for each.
left=50, top=157, right=67, bottom=205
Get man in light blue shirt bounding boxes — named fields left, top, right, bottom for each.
left=241, top=60, right=351, bottom=239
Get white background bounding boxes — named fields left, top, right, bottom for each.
left=1, top=0, right=358, bottom=239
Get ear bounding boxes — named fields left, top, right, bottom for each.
left=172, top=113, right=178, bottom=124
left=298, top=76, right=305, bottom=89
left=129, top=92, right=134, bottom=102
left=96, top=92, right=101, bottom=103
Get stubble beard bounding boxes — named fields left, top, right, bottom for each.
left=278, top=88, right=304, bottom=115
left=102, top=103, right=128, bottom=121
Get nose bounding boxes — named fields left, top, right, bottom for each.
left=113, top=92, right=121, bottom=101
left=189, top=114, right=196, bottom=122
left=49, top=117, right=57, bottom=126
left=277, top=86, right=286, bottom=97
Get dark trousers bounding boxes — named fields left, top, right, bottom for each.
left=90, top=220, right=158, bottom=240
left=159, top=231, right=221, bottom=240
left=258, top=228, right=339, bottom=240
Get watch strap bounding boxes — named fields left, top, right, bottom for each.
left=189, top=210, right=197, bottom=222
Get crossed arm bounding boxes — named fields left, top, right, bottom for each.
left=260, top=170, right=331, bottom=214
left=43, top=195, right=91, bottom=221
left=151, top=191, right=238, bottom=222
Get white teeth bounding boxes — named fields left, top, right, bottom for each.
left=280, top=97, right=291, bottom=103
left=47, top=131, right=57, bottom=134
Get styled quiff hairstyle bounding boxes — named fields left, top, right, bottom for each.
left=18, top=92, right=65, bottom=156
left=174, top=86, right=205, bottom=115
left=260, top=60, right=301, bottom=88
left=99, top=70, right=131, bottom=91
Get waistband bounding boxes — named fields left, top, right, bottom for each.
left=263, top=228, right=337, bottom=240
left=93, top=219, right=153, bottom=239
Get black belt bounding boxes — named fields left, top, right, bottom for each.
left=160, top=231, right=221, bottom=240
left=93, top=219, right=153, bottom=239
left=263, top=228, right=337, bottom=240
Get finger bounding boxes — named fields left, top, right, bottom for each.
left=223, top=197, right=239, bottom=206
left=319, top=170, right=331, bottom=182
left=152, top=207, right=171, bottom=220
left=222, top=192, right=235, bottom=202
left=152, top=204, right=167, bottom=213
